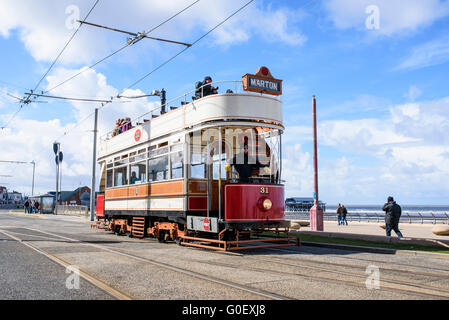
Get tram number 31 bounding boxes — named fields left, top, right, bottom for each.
left=259, top=187, right=269, bottom=194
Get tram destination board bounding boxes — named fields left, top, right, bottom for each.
left=242, top=70, right=282, bottom=96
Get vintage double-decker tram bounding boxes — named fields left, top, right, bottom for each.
left=94, top=67, right=298, bottom=250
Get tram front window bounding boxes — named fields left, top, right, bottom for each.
left=226, top=127, right=281, bottom=184
left=187, top=126, right=281, bottom=184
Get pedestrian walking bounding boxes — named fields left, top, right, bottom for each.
left=337, top=203, right=342, bottom=225
left=24, top=200, right=30, bottom=214
left=382, top=196, right=403, bottom=238
left=341, top=205, right=348, bottom=225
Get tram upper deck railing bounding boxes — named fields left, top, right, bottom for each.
left=100, top=80, right=282, bottom=141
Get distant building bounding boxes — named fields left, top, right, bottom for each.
left=48, top=186, right=91, bottom=207
left=285, top=197, right=326, bottom=212
left=7, top=191, right=23, bottom=204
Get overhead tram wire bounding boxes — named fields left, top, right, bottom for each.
left=44, top=0, right=201, bottom=95
left=25, top=92, right=114, bottom=104
left=32, top=0, right=101, bottom=94
left=118, top=0, right=255, bottom=95
left=108, top=0, right=255, bottom=135
left=1, top=0, right=101, bottom=132
left=30, top=0, right=203, bottom=150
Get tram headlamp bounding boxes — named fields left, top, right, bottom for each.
left=225, top=163, right=231, bottom=172
left=262, top=199, right=272, bottom=210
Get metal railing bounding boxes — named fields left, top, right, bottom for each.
left=285, top=211, right=449, bottom=225
left=55, top=205, right=89, bottom=217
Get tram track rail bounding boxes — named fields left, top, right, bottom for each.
left=0, top=227, right=289, bottom=300
left=3, top=226, right=449, bottom=300
left=179, top=248, right=449, bottom=299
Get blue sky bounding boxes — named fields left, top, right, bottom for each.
left=0, top=0, right=448, bottom=205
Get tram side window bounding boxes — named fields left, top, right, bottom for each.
left=114, top=166, right=128, bottom=186
left=106, top=169, right=113, bottom=188
left=190, top=152, right=206, bottom=178
left=130, top=162, right=146, bottom=184
left=148, top=156, right=168, bottom=182
left=170, top=151, right=183, bottom=179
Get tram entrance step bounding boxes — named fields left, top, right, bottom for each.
left=132, top=217, right=146, bottom=238
left=91, top=219, right=107, bottom=230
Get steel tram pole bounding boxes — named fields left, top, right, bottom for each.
left=31, top=160, right=35, bottom=196
left=309, top=95, right=324, bottom=231
left=90, top=108, right=98, bottom=221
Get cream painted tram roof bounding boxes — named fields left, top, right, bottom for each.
left=98, top=93, right=283, bottom=160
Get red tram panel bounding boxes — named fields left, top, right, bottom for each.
left=224, top=184, right=284, bottom=222
left=96, top=194, right=104, bottom=218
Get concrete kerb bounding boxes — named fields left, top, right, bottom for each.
left=295, top=230, right=449, bottom=247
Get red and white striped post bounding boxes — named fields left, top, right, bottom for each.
left=310, top=95, right=324, bottom=231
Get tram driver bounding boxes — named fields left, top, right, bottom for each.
left=226, top=140, right=262, bottom=183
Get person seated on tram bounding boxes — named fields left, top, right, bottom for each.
left=130, top=171, right=140, bottom=184
left=227, top=143, right=262, bottom=183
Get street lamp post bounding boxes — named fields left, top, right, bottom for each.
left=309, top=95, right=324, bottom=231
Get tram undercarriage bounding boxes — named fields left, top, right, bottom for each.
left=92, top=212, right=299, bottom=251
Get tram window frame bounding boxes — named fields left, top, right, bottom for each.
left=106, top=169, right=113, bottom=188
left=149, top=146, right=168, bottom=158
left=170, top=150, right=183, bottom=179
left=190, top=151, right=206, bottom=179
left=130, top=161, right=146, bottom=184
left=148, top=155, right=169, bottom=182
left=113, top=165, right=128, bottom=187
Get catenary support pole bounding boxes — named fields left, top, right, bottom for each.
left=309, top=95, right=324, bottom=231
left=31, top=161, right=35, bottom=196
left=90, top=108, right=98, bottom=221
left=55, top=142, right=60, bottom=214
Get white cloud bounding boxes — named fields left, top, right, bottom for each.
left=395, top=37, right=449, bottom=70
left=0, top=0, right=306, bottom=66
left=403, top=85, right=422, bottom=101
left=325, top=0, right=449, bottom=36
left=282, top=95, right=449, bottom=204
left=0, top=67, right=160, bottom=195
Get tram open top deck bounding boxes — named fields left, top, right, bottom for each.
left=98, top=89, right=283, bottom=160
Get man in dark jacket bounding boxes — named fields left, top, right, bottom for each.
left=24, top=200, right=30, bottom=214
left=336, top=204, right=342, bottom=225
left=195, top=76, right=218, bottom=99
left=382, top=196, right=403, bottom=238
left=229, top=143, right=262, bottom=183
left=341, top=205, right=348, bottom=225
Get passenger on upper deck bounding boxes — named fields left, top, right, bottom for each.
left=122, top=117, right=132, bottom=132
left=194, top=76, right=218, bottom=99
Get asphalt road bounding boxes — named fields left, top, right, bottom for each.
left=1, top=210, right=449, bottom=300
left=0, top=229, right=113, bottom=300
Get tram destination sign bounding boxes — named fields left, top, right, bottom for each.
left=242, top=67, right=282, bottom=96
